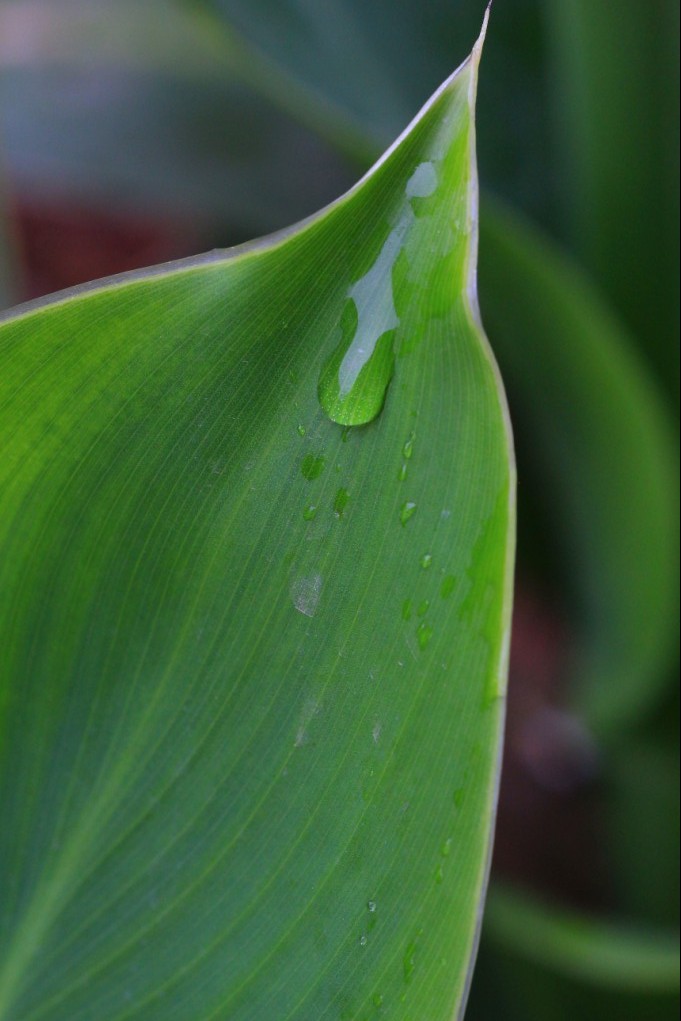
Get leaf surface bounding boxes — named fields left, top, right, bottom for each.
left=0, top=23, right=515, bottom=1021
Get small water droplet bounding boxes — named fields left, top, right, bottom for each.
left=441, top=838, right=452, bottom=857
left=303, top=504, right=318, bottom=521
left=360, top=935, right=368, bottom=947
left=401, top=599, right=413, bottom=621
left=435, top=864, right=444, bottom=885
left=402, top=432, right=416, bottom=460
left=454, top=787, right=465, bottom=808
left=400, top=501, right=417, bottom=526
left=372, top=993, right=384, bottom=1008
left=290, top=573, right=323, bottom=617
left=341, top=426, right=351, bottom=443
left=420, top=553, right=433, bottom=569
left=417, top=600, right=430, bottom=617
left=297, top=424, right=306, bottom=437
left=441, top=574, right=456, bottom=599
left=416, top=622, right=434, bottom=650
left=367, top=900, right=377, bottom=914
left=398, top=463, right=408, bottom=482
left=301, top=454, right=325, bottom=480
left=334, top=487, right=349, bottom=517
left=403, top=942, right=417, bottom=984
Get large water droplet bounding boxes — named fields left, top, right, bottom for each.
left=318, top=299, right=395, bottom=427
left=318, top=206, right=419, bottom=427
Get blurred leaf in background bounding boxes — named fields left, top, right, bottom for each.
left=0, top=0, right=678, bottom=1018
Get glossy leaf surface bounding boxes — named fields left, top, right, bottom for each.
left=0, top=27, right=515, bottom=1021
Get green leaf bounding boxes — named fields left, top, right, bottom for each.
left=0, top=23, right=515, bottom=1021
left=466, top=887, right=680, bottom=1021
left=546, top=0, right=680, bottom=395
left=479, top=198, right=678, bottom=737
left=486, top=887, right=680, bottom=994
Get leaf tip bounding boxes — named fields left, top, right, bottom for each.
left=472, top=2, right=492, bottom=68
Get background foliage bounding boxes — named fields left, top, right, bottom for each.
left=0, top=1, right=678, bottom=1017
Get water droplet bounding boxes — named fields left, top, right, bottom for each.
left=454, top=787, right=465, bottom=808
left=341, top=426, right=351, bottom=443
left=440, top=574, right=456, bottom=599
left=403, top=942, right=417, bottom=984
left=402, top=432, right=416, bottom=460
left=441, top=838, right=452, bottom=857
left=290, top=573, right=323, bottom=617
left=303, top=504, right=318, bottom=521
left=416, top=622, right=434, bottom=650
left=367, top=900, right=377, bottom=913
left=398, top=463, right=408, bottom=482
left=435, top=864, right=444, bottom=885
left=334, top=487, right=349, bottom=517
left=319, top=220, right=410, bottom=426
left=359, top=935, right=368, bottom=947
left=401, top=599, right=413, bottom=621
left=372, top=993, right=384, bottom=1008
left=297, top=424, right=306, bottom=437
left=406, top=161, right=438, bottom=198
left=417, top=600, right=430, bottom=617
left=301, top=453, right=325, bottom=480
left=400, top=502, right=417, bottom=526
left=420, top=553, right=433, bottom=569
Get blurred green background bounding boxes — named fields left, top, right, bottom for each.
left=0, top=1, right=678, bottom=1017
